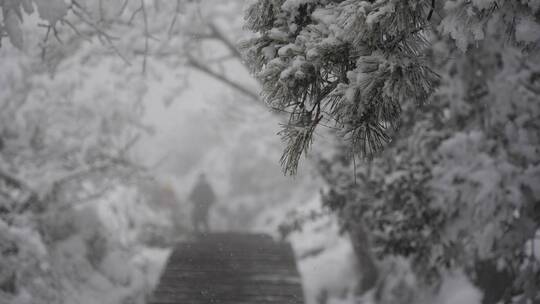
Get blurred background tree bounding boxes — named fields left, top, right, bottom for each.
left=1, top=1, right=319, bottom=303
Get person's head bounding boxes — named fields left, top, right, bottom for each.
left=198, top=173, right=206, bottom=181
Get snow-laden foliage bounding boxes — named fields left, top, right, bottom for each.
left=1, top=184, right=172, bottom=304
left=315, top=10, right=540, bottom=304
left=243, top=0, right=540, bottom=174
left=0, top=9, right=173, bottom=301
left=245, top=0, right=540, bottom=302
left=243, top=0, right=440, bottom=173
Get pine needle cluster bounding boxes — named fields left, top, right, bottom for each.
left=243, top=0, right=439, bottom=173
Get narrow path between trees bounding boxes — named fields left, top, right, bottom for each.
left=149, top=233, right=304, bottom=304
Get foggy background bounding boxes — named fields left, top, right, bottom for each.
left=1, top=1, right=539, bottom=304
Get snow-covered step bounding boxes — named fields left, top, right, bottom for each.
left=149, top=233, right=304, bottom=304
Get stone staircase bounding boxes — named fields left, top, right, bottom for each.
left=149, top=233, right=304, bottom=304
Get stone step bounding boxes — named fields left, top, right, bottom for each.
left=149, top=233, right=304, bottom=304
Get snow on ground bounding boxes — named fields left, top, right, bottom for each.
left=254, top=193, right=360, bottom=304
left=131, top=247, right=173, bottom=293
left=253, top=193, right=485, bottom=304
left=432, top=270, right=483, bottom=304
left=294, top=232, right=359, bottom=304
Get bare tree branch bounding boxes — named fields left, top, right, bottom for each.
left=128, top=6, right=143, bottom=25
left=71, top=8, right=132, bottom=65
left=0, top=169, right=36, bottom=198
left=141, top=0, right=149, bottom=74
left=117, top=0, right=130, bottom=17
left=207, top=22, right=244, bottom=61
left=168, top=0, right=183, bottom=37
left=186, top=54, right=259, bottom=101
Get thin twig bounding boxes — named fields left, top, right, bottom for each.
left=141, top=0, right=149, bottom=74
left=117, top=0, right=130, bottom=17
left=208, top=22, right=244, bottom=60
left=427, top=0, right=435, bottom=20
left=186, top=54, right=259, bottom=101
left=119, top=134, right=141, bottom=156
left=62, top=19, right=91, bottom=42
left=40, top=25, right=52, bottom=60
left=168, top=0, right=182, bottom=37
left=71, top=8, right=131, bottom=65
left=52, top=25, right=63, bottom=44
left=128, top=6, right=143, bottom=25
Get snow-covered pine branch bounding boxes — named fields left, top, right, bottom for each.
left=243, top=0, right=540, bottom=174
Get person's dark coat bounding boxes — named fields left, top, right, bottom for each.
left=189, top=178, right=215, bottom=220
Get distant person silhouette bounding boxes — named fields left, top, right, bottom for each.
left=189, top=173, right=216, bottom=233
